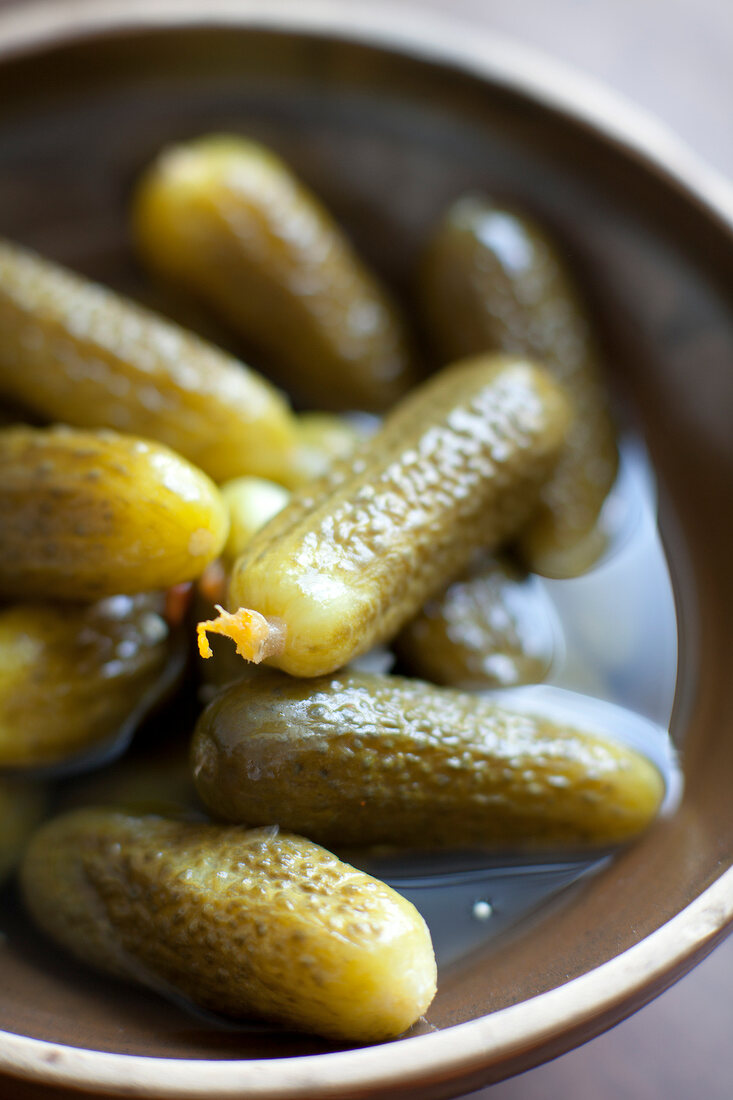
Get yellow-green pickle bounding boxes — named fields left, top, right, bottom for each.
left=0, top=237, right=296, bottom=484
left=21, top=809, right=437, bottom=1042
left=283, top=412, right=371, bottom=488
left=132, top=135, right=418, bottom=411
left=192, top=671, right=664, bottom=850
left=419, top=196, right=619, bottom=577
left=394, top=554, right=558, bottom=690
left=0, top=141, right=680, bottom=1058
left=198, top=354, right=570, bottom=677
left=0, top=778, right=45, bottom=883
left=0, top=425, right=228, bottom=600
left=219, top=476, right=290, bottom=565
left=0, top=596, right=176, bottom=769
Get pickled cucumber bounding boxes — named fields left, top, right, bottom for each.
left=21, top=809, right=437, bottom=1041
left=132, top=135, right=418, bottom=411
left=0, top=237, right=296, bottom=483
left=198, top=354, right=570, bottom=677
left=0, top=596, right=176, bottom=770
left=192, top=671, right=665, bottom=849
left=0, top=425, right=228, bottom=600
left=220, top=476, right=290, bottom=565
left=0, top=779, right=45, bottom=883
left=283, top=412, right=371, bottom=488
left=419, top=196, right=618, bottom=576
left=394, top=554, right=557, bottom=689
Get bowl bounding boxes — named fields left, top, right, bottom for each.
left=1, top=2, right=733, bottom=1097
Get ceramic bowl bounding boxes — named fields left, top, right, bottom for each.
left=1, top=2, right=732, bottom=1098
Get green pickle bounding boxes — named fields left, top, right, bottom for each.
left=0, top=237, right=296, bottom=484
left=220, top=476, right=290, bottom=566
left=132, top=135, right=418, bottom=411
left=198, top=354, right=570, bottom=678
left=0, top=778, right=45, bottom=883
left=394, top=554, right=557, bottom=690
left=192, top=671, right=664, bottom=850
left=0, top=595, right=176, bottom=769
left=0, top=139, right=680, bottom=1054
left=21, top=808, right=437, bottom=1042
left=419, top=196, right=619, bottom=577
left=219, top=418, right=367, bottom=561
left=0, top=425, right=228, bottom=600
left=283, top=412, right=371, bottom=488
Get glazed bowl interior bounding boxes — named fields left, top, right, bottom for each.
left=1, top=7, right=733, bottom=1098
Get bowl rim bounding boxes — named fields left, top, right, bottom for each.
left=2, top=868, right=732, bottom=1098
left=1, top=1, right=733, bottom=1096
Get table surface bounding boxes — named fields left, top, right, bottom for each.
left=1, top=2, right=732, bottom=1099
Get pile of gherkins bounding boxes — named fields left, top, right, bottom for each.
left=1, top=136, right=663, bottom=1042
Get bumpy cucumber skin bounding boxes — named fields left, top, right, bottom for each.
left=132, top=135, right=418, bottom=412
left=0, top=238, right=296, bottom=483
left=21, top=809, right=437, bottom=1042
left=0, top=596, right=172, bottom=768
left=227, top=355, right=570, bottom=677
left=192, top=671, right=665, bottom=850
left=419, top=197, right=618, bottom=577
left=394, top=554, right=556, bottom=690
left=0, top=779, right=45, bottom=883
left=0, top=426, right=228, bottom=600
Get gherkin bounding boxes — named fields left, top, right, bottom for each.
left=21, top=809, right=437, bottom=1042
left=0, top=595, right=176, bottom=770
left=199, top=354, right=570, bottom=678
left=192, top=670, right=665, bottom=850
left=132, top=135, right=418, bottom=412
left=0, top=425, right=228, bottom=601
left=394, top=554, right=557, bottom=690
left=0, top=237, right=296, bottom=484
left=419, top=196, right=618, bottom=577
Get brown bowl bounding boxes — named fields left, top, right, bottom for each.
left=1, top=2, right=733, bottom=1097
